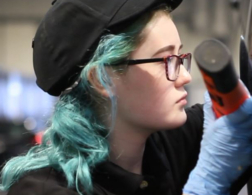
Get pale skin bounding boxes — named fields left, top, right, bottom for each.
left=89, top=11, right=192, bottom=195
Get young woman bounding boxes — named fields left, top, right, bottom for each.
left=1, top=0, right=252, bottom=195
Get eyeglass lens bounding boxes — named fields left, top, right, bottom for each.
left=166, top=55, right=191, bottom=80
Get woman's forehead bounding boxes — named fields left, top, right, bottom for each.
left=132, top=13, right=181, bottom=58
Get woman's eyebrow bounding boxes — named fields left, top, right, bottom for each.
left=152, top=44, right=183, bottom=57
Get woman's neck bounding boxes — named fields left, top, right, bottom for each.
left=109, top=125, right=150, bottom=175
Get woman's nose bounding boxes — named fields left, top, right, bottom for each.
left=175, top=65, right=192, bottom=87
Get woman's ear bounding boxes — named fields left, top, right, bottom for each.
left=87, top=67, right=109, bottom=98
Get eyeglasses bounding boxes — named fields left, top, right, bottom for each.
left=110, top=53, right=192, bottom=81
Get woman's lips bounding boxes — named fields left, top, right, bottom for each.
left=176, top=93, right=188, bottom=105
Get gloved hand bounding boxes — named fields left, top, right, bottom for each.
left=202, top=91, right=216, bottom=130
left=183, top=92, right=252, bottom=195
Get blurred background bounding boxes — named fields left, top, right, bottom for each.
left=0, top=0, right=251, bottom=194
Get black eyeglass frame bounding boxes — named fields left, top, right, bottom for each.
left=109, top=53, right=192, bottom=81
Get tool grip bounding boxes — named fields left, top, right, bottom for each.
left=194, top=39, right=249, bottom=118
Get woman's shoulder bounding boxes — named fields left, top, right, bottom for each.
left=7, top=167, right=78, bottom=195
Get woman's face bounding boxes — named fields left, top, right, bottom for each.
left=111, top=12, right=192, bottom=133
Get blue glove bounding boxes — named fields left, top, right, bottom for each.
left=183, top=92, right=252, bottom=195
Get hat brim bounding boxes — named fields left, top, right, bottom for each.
left=109, top=0, right=183, bottom=27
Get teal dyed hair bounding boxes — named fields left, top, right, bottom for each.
left=0, top=7, right=170, bottom=195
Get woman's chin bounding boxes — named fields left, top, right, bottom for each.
left=167, top=110, right=187, bottom=129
